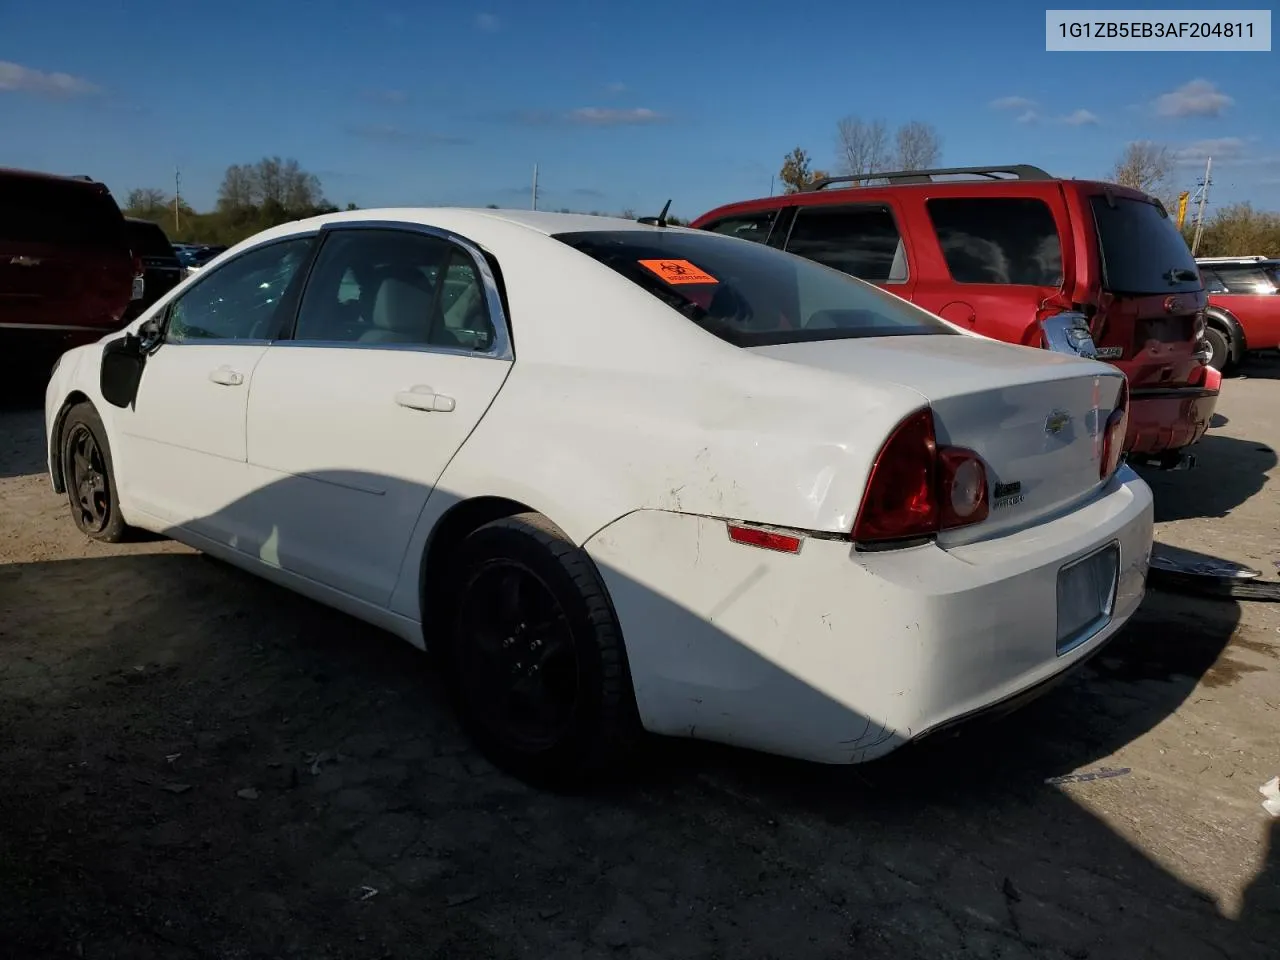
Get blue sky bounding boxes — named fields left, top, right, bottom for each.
left=2, top=0, right=1277, bottom=218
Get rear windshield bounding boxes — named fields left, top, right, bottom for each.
left=1090, top=196, right=1201, bottom=295
left=553, top=229, right=954, bottom=347
left=0, top=176, right=127, bottom=249
left=126, top=220, right=177, bottom=257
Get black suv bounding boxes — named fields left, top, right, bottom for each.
left=122, top=218, right=184, bottom=322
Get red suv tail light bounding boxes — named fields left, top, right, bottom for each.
left=131, top=253, right=144, bottom=277
left=1100, top=379, right=1129, bottom=481
left=852, top=408, right=989, bottom=545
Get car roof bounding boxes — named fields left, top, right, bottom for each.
left=296, top=207, right=668, bottom=236
left=0, top=166, right=108, bottom=189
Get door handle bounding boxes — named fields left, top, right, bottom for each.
left=208, top=367, right=244, bottom=386
left=395, top=385, right=455, bottom=413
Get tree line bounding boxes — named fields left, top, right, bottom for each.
left=123, top=157, right=684, bottom=246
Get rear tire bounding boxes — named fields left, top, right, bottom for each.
left=1204, top=325, right=1232, bottom=374
left=60, top=403, right=130, bottom=543
left=441, top=512, right=639, bottom=788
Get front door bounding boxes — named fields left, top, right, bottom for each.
left=241, top=226, right=513, bottom=605
left=114, top=235, right=316, bottom=537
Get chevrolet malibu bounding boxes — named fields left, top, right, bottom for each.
left=44, top=209, right=1154, bottom=785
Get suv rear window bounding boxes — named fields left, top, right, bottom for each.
left=1090, top=196, right=1200, bottom=295
left=554, top=229, right=954, bottom=347
left=0, top=177, right=127, bottom=249
left=126, top=219, right=177, bottom=258
left=926, top=197, right=1063, bottom=286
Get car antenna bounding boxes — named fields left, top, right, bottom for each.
left=637, top=199, right=672, bottom=227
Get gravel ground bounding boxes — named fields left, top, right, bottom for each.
left=1, top=360, right=1277, bottom=959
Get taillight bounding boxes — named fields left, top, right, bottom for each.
left=131, top=253, right=143, bottom=277
left=1100, top=379, right=1129, bottom=481
left=852, top=408, right=989, bottom=546
left=1040, top=310, right=1100, bottom=360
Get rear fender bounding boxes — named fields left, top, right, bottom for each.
left=1204, top=305, right=1248, bottom=362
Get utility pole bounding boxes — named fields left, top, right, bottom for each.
left=769, top=174, right=775, bottom=197
left=531, top=163, right=539, bottom=211
left=174, top=166, right=182, bottom=234
left=1190, top=156, right=1212, bottom=256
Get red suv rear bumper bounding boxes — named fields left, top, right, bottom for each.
left=1124, top=364, right=1220, bottom=456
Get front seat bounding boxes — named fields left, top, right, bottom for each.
left=358, top=276, right=434, bottom=344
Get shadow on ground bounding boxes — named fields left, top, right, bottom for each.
left=0, top=537, right=1274, bottom=957
left=1137, top=432, right=1276, bottom=522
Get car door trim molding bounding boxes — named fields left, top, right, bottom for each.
left=272, top=219, right=515, bottom=362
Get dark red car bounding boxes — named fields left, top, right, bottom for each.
left=691, top=165, right=1220, bottom=469
left=1197, top=256, right=1280, bottom=372
left=0, top=167, right=136, bottom=364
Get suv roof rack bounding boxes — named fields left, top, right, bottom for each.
left=1195, top=255, right=1270, bottom=263
left=805, top=164, right=1054, bottom=191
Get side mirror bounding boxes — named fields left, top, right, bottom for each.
left=100, top=333, right=147, bottom=409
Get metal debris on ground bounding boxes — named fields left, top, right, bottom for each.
left=1260, top=777, right=1280, bottom=818
left=160, top=782, right=192, bottom=794
left=235, top=787, right=260, bottom=800
left=358, top=885, right=378, bottom=901
left=1147, top=543, right=1280, bottom=602
left=1045, top=767, right=1132, bottom=785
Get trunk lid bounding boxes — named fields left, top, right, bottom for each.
left=750, top=334, right=1125, bottom=541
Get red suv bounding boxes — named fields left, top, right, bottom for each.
left=0, top=167, right=137, bottom=364
left=691, top=165, right=1219, bottom=469
left=1196, top=256, right=1280, bottom=372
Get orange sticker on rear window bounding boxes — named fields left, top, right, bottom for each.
left=638, top=259, right=719, bottom=285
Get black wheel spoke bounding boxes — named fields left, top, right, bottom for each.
left=66, top=424, right=110, bottom=535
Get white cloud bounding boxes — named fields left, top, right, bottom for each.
left=1016, top=109, right=1039, bottom=124
left=0, top=60, right=98, bottom=97
left=605, top=81, right=628, bottom=95
left=567, top=107, right=665, bottom=126
left=1153, top=79, right=1233, bottom=118
left=990, top=95, right=1036, bottom=111
left=1060, top=109, right=1099, bottom=126
left=475, top=12, right=500, bottom=31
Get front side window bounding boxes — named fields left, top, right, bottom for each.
left=927, top=197, right=1063, bottom=286
left=785, top=204, right=907, bottom=283
left=554, top=229, right=954, bottom=348
left=166, top=237, right=313, bottom=343
left=291, top=229, right=495, bottom=350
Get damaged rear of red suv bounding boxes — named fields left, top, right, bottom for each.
left=691, top=165, right=1218, bottom=469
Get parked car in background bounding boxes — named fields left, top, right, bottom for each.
left=122, top=218, right=184, bottom=322
left=1196, top=256, right=1280, bottom=372
left=692, top=165, right=1219, bottom=470
left=45, top=208, right=1151, bottom=785
left=174, top=243, right=229, bottom=277
left=0, top=167, right=135, bottom=364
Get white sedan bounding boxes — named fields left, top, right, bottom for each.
left=44, top=208, right=1153, bottom=784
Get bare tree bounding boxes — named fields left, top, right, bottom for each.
left=835, top=117, right=890, bottom=177
left=217, top=157, right=327, bottom=212
left=895, top=121, right=942, bottom=171
left=1111, top=142, right=1172, bottom=195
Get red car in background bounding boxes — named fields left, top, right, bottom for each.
left=691, top=165, right=1219, bottom=470
left=1197, top=256, right=1280, bottom=373
left=0, top=167, right=137, bottom=368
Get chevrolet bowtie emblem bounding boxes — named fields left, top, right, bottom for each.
left=1045, top=410, right=1071, bottom=435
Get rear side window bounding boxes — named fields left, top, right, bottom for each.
left=926, top=197, right=1063, bottom=286
left=126, top=220, right=177, bottom=257
left=554, top=229, right=953, bottom=348
left=785, top=204, right=907, bottom=283
left=0, top=177, right=126, bottom=249
left=1089, top=196, right=1200, bottom=295
left=1211, top=264, right=1275, bottom=295
left=701, top=210, right=779, bottom=246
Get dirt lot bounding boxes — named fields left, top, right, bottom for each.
left=1, top=363, right=1278, bottom=960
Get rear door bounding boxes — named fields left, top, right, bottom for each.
left=242, top=225, right=513, bottom=606
left=0, top=176, right=132, bottom=332
left=909, top=191, right=1070, bottom=340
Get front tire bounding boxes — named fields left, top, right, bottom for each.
left=60, top=403, right=130, bottom=543
left=1204, top=325, right=1233, bottom=374
left=442, top=512, right=639, bottom=787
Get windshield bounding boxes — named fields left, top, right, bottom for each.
left=553, top=229, right=954, bottom=347
left=1090, top=195, right=1201, bottom=295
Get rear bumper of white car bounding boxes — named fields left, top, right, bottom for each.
left=585, top=467, right=1153, bottom=765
